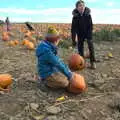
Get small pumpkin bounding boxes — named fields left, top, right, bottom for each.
left=22, top=39, right=29, bottom=46
left=0, top=74, right=12, bottom=89
left=7, top=32, right=14, bottom=37
left=31, top=31, right=35, bottom=34
left=14, top=40, right=19, bottom=45
left=69, top=54, right=85, bottom=71
left=26, top=41, right=34, bottom=50
left=2, top=32, right=10, bottom=41
left=24, top=31, right=32, bottom=37
left=2, top=35, right=9, bottom=41
left=29, top=37, right=36, bottom=44
left=2, top=32, right=9, bottom=36
left=21, top=27, right=26, bottom=33
left=67, top=73, right=86, bottom=94
left=8, top=41, right=16, bottom=46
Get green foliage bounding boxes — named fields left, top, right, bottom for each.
left=93, top=27, right=120, bottom=42
left=58, top=39, right=72, bottom=48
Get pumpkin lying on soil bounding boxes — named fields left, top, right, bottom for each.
left=0, top=74, right=12, bottom=91
left=22, top=39, right=30, bottom=46
left=69, top=54, right=85, bottom=71
left=8, top=41, right=16, bottom=46
left=2, top=32, right=10, bottom=41
left=26, top=41, right=35, bottom=50
left=14, top=40, right=19, bottom=45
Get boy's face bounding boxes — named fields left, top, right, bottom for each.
left=77, top=3, right=85, bottom=13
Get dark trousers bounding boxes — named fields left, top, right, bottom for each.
left=77, top=36, right=95, bottom=63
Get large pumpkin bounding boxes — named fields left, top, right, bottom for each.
left=67, top=73, right=86, bottom=94
left=0, top=74, right=12, bottom=89
left=69, top=54, right=85, bottom=71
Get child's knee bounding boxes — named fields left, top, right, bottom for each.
left=46, top=73, right=69, bottom=88
left=59, top=79, right=69, bottom=88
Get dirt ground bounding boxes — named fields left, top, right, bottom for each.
left=0, top=39, right=120, bottom=120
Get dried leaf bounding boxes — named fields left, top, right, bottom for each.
left=56, top=96, right=65, bottom=102
left=108, top=52, right=113, bottom=58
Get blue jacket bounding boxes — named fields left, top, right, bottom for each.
left=36, top=40, right=72, bottom=80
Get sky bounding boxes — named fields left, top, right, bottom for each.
left=0, top=0, right=120, bottom=24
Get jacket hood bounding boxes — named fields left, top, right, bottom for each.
left=72, top=7, right=91, bottom=16
left=36, top=40, right=58, bottom=57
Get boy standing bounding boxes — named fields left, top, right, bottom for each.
left=71, top=0, right=96, bottom=69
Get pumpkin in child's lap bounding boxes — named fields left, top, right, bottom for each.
left=67, top=73, right=86, bottom=94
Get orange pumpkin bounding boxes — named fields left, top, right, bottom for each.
left=2, top=32, right=9, bottom=36
left=2, top=32, right=10, bottom=41
left=14, top=40, right=19, bottom=45
left=24, top=31, right=32, bottom=37
left=22, top=39, right=29, bottom=45
left=29, top=37, right=36, bottom=44
left=8, top=41, right=16, bottom=46
left=69, top=54, right=85, bottom=71
left=21, top=27, right=26, bottom=33
left=0, top=74, right=12, bottom=89
left=22, top=29, right=27, bottom=33
left=26, top=41, right=34, bottom=50
left=31, top=31, right=35, bottom=34
left=67, top=73, right=86, bottom=94
left=7, top=32, right=14, bottom=37
left=2, top=35, right=9, bottom=41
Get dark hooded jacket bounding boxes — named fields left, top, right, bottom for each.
left=71, top=7, right=93, bottom=39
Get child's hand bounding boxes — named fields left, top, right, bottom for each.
left=69, top=72, right=75, bottom=81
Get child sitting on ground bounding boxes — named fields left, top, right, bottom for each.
left=36, top=26, right=73, bottom=89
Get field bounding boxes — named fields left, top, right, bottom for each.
left=0, top=23, right=120, bottom=120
